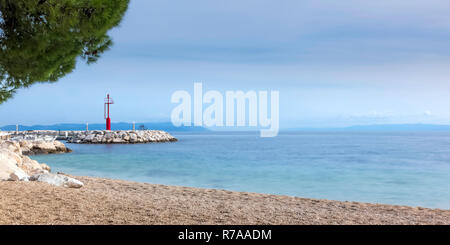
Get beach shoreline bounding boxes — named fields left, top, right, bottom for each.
left=1, top=175, right=449, bottom=225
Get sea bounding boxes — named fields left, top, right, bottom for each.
left=31, top=131, right=450, bottom=209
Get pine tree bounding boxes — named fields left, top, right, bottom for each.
left=0, top=0, right=130, bottom=103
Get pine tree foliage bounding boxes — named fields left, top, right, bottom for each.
left=0, top=0, right=129, bottom=103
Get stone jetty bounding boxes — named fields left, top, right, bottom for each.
left=6, top=130, right=177, bottom=144
left=67, top=130, right=177, bottom=144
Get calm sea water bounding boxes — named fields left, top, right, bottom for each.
left=31, top=132, right=450, bottom=209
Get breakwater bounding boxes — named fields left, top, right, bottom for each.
left=4, top=130, right=177, bottom=144
left=67, top=130, right=177, bottom=144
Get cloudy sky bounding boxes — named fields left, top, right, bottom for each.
left=1, top=0, right=450, bottom=128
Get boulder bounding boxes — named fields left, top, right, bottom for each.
left=85, top=134, right=95, bottom=141
left=112, top=138, right=124, bottom=143
left=53, top=140, right=68, bottom=152
left=18, top=140, right=71, bottom=155
left=40, top=163, right=51, bottom=172
left=8, top=169, right=29, bottom=181
left=18, top=156, right=44, bottom=175
left=30, top=173, right=84, bottom=188
left=0, top=141, right=22, bottom=155
left=18, top=140, right=32, bottom=154
left=34, top=142, right=54, bottom=154
left=0, top=149, right=25, bottom=181
left=1, top=140, right=72, bottom=185
left=105, top=132, right=112, bottom=139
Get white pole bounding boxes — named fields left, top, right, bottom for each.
left=16, top=124, right=18, bottom=134
left=86, top=123, right=89, bottom=132
left=132, top=121, right=135, bottom=131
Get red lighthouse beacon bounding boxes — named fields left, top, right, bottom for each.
left=104, top=94, right=114, bottom=130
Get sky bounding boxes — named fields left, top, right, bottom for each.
left=1, top=0, right=450, bottom=128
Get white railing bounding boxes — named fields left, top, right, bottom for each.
left=9, top=135, right=57, bottom=142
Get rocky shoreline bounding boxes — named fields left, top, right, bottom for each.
left=1, top=129, right=176, bottom=188
left=0, top=140, right=81, bottom=188
left=18, top=140, right=72, bottom=155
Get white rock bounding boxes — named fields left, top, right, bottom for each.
left=0, top=149, right=24, bottom=180
left=18, top=156, right=43, bottom=175
left=112, top=138, right=124, bottom=143
left=0, top=141, right=22, bottom=155
left=85, top=134, right=95, bottom=141
left=8, top=169, right=29, bottom=181
left=40, top=163, right=51, bottom=172
left=30, top=173, right=84, bottom=188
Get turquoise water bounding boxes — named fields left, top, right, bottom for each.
left=31, top=132, right=450, bottom=209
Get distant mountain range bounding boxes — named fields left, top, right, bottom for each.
left=3, top=123, right=450, bottom=133
left=289, top=124, right=450, bottom=132
left=0, top=122, right=209, bottom=132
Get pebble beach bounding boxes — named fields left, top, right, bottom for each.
left=1, top=175, right=449, bottom=225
